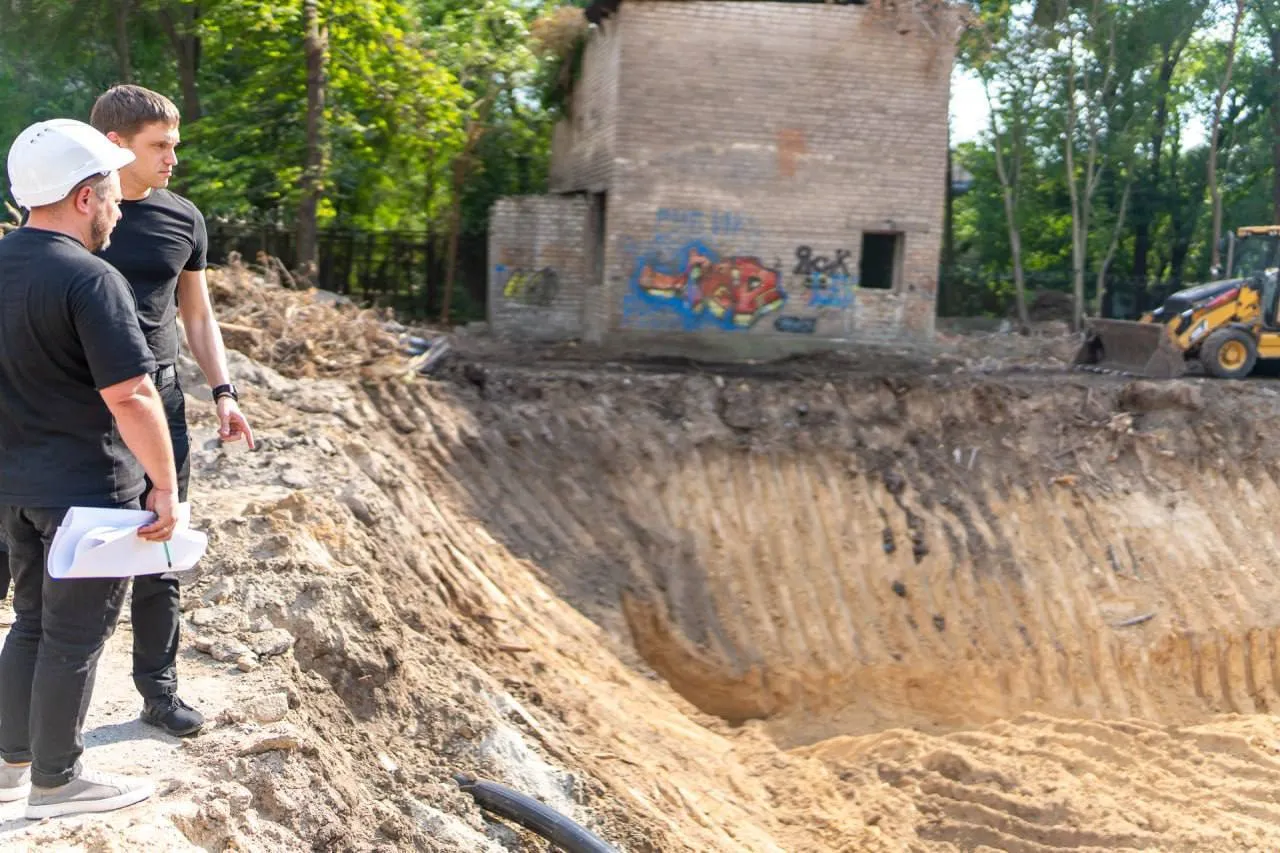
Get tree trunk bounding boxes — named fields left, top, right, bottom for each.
left=1005, top=204, right=1031, bottom=333
left=1168, top=118, right=1195, bottom=287
left=440, top=161, right=465, bottom=326
left=114, top=0, right=132, bottom=83
left=983, top=78, right=1031, bottom=333
left=159, top=3, right=202, bottom=120
left=995, top=154, right=1030, bottom=332
left=1095, top=179, right=1131, bottom=316
left=1131, top=50, right=1178, bottom=283
left=440, top=121, right=487, bottom=325
left=1208, top=0, right=1246, bottom=271
left=296, top=0, right=328, bottom=283
left=1257, top=3, right=1280, bottom=224
left=440, top=90, right=498, bottom=326
left=1063, top=30, right=1092, bottom=332
left=943, top=132, right=956, bottom=314
left=1065, top=109, right=1086, bottom=329
left=1272, top=27, right=1280, bottom=223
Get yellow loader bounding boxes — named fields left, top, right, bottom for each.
left=1074, top=226, right=1280, bottom=379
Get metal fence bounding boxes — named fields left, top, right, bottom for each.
left=205, top=221, right=489, bottom=320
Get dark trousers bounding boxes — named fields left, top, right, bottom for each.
left=0, top=503, right=135, bottom=788
left=0, top=546, right=10, bottom=600
left=131, top=365, right=191, bottom=701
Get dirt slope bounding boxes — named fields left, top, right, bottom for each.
left=9, top=273, right=1280, bottom=851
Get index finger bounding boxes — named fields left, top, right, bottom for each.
left=239, top=417, right=257, bottom=450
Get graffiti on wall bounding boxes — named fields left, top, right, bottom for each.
left=793, top=246, right=856, bottom=309
left=631, top=242, right=786, bottom=329
left=496, top=264, right=559, bottom=307
left=774, top=316, right=817, bottom=334
left=655, top=207, right=758, bottom=238
left=621, top=209, right=865, bottom=335
left=623, top=208, right=783, bottom=331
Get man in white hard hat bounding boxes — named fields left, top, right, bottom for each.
left=0, top=118, right=181, bottom=819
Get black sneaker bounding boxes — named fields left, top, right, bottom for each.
left=140, top=695, right=205, bottom=737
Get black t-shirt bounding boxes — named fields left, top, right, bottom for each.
left=0, top=229, right=157, bottom=506
left=96, top=189, right=208, bottom=366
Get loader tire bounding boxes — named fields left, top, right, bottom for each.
left=1200, top=327, right=1257, bottom=379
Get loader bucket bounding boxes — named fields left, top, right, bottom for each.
left=1073, top=318, right=1187, bottom=379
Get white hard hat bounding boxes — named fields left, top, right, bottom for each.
left=6, top=119, right=135, bottom=209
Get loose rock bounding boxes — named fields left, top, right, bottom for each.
left=243, top=692, right=290, bottom=724
left=209, top=638, right=254, bottom=663
left=250, top=628, right=296, bottom=658
left=190, top=606, right=249, bottom=634
left=239, top=727, right=311, bottom=757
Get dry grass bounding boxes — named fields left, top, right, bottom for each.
left=530, top=5, right=589, bottom=59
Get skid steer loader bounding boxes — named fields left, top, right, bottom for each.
left=1074, top=226, right=1280, bottom=379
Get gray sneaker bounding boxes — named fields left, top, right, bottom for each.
left=0, top=762, right=30, bottom=802
left=25, top=769, right=153, bottom=820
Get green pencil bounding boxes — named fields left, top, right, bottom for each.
left=163, top=542, right=172, bottom=570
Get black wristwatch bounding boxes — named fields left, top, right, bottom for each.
left=212, top=383, right=239, bottom=402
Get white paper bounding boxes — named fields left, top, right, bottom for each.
left=47, top=503, right=208, bottom=580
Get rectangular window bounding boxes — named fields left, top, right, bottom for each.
left=860, top=232, right=902, bottom=290
left=589, top=192, right=607, bottom=286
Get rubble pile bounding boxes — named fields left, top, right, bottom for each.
left=935, top=319, right=1082, bottom=373
left=205, top=259, right=410, bottom=379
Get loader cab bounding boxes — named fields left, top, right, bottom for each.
left=1225, top=230, right=1280, bottom=327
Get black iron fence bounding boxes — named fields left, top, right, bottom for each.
left=205, top=221, right=489, bottom=321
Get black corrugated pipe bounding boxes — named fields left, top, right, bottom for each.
left=453, top=772, right=618, bottom=853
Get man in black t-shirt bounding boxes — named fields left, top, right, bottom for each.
left=90, top=86, right=255, bottom=739
left=1, top=118, right=182, bottom=818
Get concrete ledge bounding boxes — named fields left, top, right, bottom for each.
left=594, top=329, right=929, bottom=364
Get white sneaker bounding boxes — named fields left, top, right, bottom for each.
left=25, top=769, right=152, bottom=820
left=0, top=762, right=30, bottom=802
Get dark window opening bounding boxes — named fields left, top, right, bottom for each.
left=589, top=192, right=607, bottom=287
left=860, top=232, right=901, bottom=290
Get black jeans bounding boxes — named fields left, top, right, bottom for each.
left=131, top=365, right=192, bottom=701
left=0, top=544, right=10, bottom=600
left=0, top=503, right=135, bottom=788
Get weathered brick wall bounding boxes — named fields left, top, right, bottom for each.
left=549, top=20, right=621, bottom=194
left=585, top=0, right=955, bottom=347
left=488, top=195, right=589, bottom=340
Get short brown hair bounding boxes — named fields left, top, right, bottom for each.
left=89, top=85, right=180, bottom=138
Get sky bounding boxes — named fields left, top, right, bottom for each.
left=950, top=66, right=988, bottom=144
left=949, top=65, right=1209, bottom=150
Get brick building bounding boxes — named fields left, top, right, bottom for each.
left=488, top=0, right=959, bottom=355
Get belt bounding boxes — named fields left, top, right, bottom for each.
left=152, top=364, right=176, bottom=384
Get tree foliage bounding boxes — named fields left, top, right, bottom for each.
left=0, top=0, right=556, bottom=305
left=950, top=0, right=1280, bottom=320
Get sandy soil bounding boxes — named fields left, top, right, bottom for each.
left=10, top=271, right=1280, bottom=852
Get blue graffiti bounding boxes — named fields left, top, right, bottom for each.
left=804, top=272, right=856, bottom=308
left=775, top=316, right=817, bottom=334
left=655, top=208, right=761, bottom=241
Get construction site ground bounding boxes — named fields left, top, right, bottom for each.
left=11, top=271, right=1280, bottom=852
